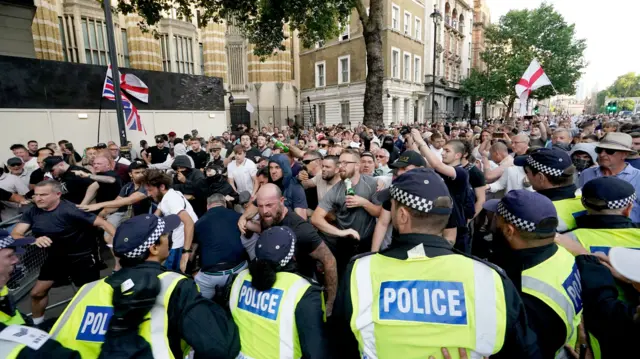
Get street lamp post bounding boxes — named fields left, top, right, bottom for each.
left=430, top=6, right=442, bottom=124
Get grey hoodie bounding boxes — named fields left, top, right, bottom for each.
left=570, top=143, right=598, bottom=164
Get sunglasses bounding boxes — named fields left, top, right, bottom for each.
left=595, top=147, right=617, bottom=155
left=375, top=155, right=387, bottom=159
left=302, top=158, right=320, bottom=165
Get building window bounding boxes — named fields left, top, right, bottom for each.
left=160, top=34, right=170, bottom=71
left=199, top=43, right=204, bottom=75
left=58, top=17, right=68, bottom=62
left=315, top=61, right=326, bottom=87
left=174, top=35, right=194, bottom=74
left=391, top=48, right=400, bottom=79
left=341, top=102, right=350, bottom=125
left=414, top=55, right=421, bottom=83
left=81, top=18, right=109, bottom=65
left=340, top=16, right=350, bottom=41
left=392, top=97, right=399, bottom=122
left=404, top=99, right=410, bottom=122
left=318, top=103, right=326, bottom=124
left=415, top=17, right=422, bottom=40
left=404, top=52, right=411, bottom=81
left=121, top=29, right=130, bottom=68
left=392, top=4, right=400, bottom=30
left=404, top=11, right=411, bottom=35
left=60, top=15, right=79, bottom=62
left=338, top=55, right=350, bottom=84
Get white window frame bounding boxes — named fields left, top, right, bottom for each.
left=414, top=17, right=422, bottom=40
left=391, top=4, right=400, bottom=30
left=404, top=11, right=411, bottom=35
left=338, top=55, right=351, bottom=84
left=315, top=61, right=326, bottom=88
left=414, top=55, right=421, bottom=83
left=391, top=47, right=400, bottom=79
left=339, top=16, right=350, bottom=41
left=403, top=51, right=411, bottom=81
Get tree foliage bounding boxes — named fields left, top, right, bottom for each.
left=114, top=0, right=387, bottom=127
left=618, top=99, right=636, bottom=111
left=463, top=3, right=586, bottom=116
left=595, top=72, right=640, bottom=112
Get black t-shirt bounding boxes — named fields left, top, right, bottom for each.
left=30, top=168, right=45, bottom=186
left=147, top=146, right=170, bottom=164
left=305, top=187, right=318, bottom=211
left=119, top=182, right=152, bottom=215
left=20, top=200, right=98, bottom=256
left=245, top=147, right=262, bottom=163
left=464, top=163, right=486, bottom=189
left=59, top=166, right=93, bottom=204
left=278, top=210, right=323, bottom=278
left=194, top=207, right=246, bottom=272
left=441, top=166, right=470, bottom=228
left=187, top=150, right=208, bottom=170
left=63, top=151, right=82, bottom=163
left=95, top=171, right=123, bottom=204
left=0, top=188, right=12, bottom=201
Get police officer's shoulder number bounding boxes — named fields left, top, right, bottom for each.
left=0, top=324, right=50, bottom=351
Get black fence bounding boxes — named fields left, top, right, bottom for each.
left=229, top=105, right=313, bottom=130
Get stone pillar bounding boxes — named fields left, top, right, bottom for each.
left=125, top=15, right=161, bottom=71
left=31, top=0, right=63, bottom=60
left=201, top=22, right=227, bottom=82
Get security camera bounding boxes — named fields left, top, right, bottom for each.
left=228, top=94, right=234, bottom=104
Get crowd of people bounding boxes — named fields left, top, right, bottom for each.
left=0, top=113, right=638, bottom=358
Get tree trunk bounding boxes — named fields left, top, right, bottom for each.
left=506, top=96, right=516, bottom=119
left=358, top=0, right=384, bottom=128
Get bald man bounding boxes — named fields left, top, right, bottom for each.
left=239, top=184, right=338, bottom=314
left=482, top=142, right=513, bottom=183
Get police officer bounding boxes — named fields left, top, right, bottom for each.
left=332, top=168, right=541, bottom=359
left=483, top=190, right=583, bottom=359
left=0, top=233, right=81, bottom=358
left=514, top=148, right=586, bottom=233
left=229, top=226, right=329, bottom=359
left=49, top=214, right=240, bottom=359
left=565, top=176, right=639, bottom=256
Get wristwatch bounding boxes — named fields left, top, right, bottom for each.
left=183, top=249, right=193, bottom=253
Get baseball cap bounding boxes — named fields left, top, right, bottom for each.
left=42, top=156, right=64, bottom=172
left=256, top=226, right=296, bottom=267
left=389, top=150, right=427, bottom=169
left=609, top=247, right=640, bottom=283
left=7, top=157, right=23, bottom=167
left=483, top=190, right=558, bottom=235
left=113, top=215, right=181, bottom=258
left=378, top=168, right=452, bottom=214
left=168, top=131, right=177, bottom=137
left=238, top=191, right=252, bottom=205
left=581, top=176, right=637, bottom=211
left=349, top=142, right=360, bottom=149
left=0, top=230, right=36, bottom=254
left=514, top=148, right=572, bottom=177
left=361, top=151, right=375, bottom=160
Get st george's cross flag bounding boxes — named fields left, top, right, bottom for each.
left=107, top=65, right=149, bottom=103
left=102, top=73, right=146, bottom=134
left=515, top=59, right=552, bottom=115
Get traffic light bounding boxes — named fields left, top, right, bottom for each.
left=533, top=105, right=539, bottom=115
left=612, top=101, right=617, bottom=113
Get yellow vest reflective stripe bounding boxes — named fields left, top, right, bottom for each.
left=229, top=269, right=311, bottom=359
left=567, top=228, right=640, bottom=255
left=553, top=197, right=586, bottom=233
left=350, top=253, right=507, bottom=359
left=521, top=246, right=582, bottom=359
left=49, top=271, right=186, bottom=359
left=0, top=338, right=23, bottom=358
left=0, top=287, right=25, bottom=326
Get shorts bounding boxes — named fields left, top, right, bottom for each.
left=104, top=212, right=126, bottom=240
left=38, top=253, right=100, bottom=287
left=164, top=247, right=183, bottom=272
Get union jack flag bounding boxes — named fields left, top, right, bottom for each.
left=102, top=76, right=146, bottom=134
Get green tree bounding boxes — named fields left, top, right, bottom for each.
left=596, top=90, right=609, bottom=111
left=618, top=99, right=636, bottom=111
left=471, top=3, right=586, bottom=116
left=114, top=0, right=388, bottom=127
left=606, top=72, right=640, bottom=98
left=460, top=69, right=508, bottom=119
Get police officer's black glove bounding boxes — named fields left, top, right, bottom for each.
left=107, top=269, right=161, bottom=332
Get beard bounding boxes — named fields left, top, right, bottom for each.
left=339, top=168, right=353, bottom=180
left=322, top=172, right=335, bottom=181
left=260, top=205, right=283, bottom=229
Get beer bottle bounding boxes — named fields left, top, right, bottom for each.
left=345, top=178, right=356, bottom=196
left=271, top=137, right=290, bottom=153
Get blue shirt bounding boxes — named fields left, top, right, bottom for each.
left=194, top=206, right=247, bottom=272
left=579, top=164, right=640, bottom=223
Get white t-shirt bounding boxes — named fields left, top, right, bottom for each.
left=158, top=189, right=198, bottom=249
left=227, top=159, right=257, bottom=194
left=115, top=156, right=132, bottom=166
left=430, top=145, right=444, bottom=162
left=24, top=157, right=38, bottom=174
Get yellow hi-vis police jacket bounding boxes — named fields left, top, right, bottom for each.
left=552, top=197, right=586, bottom=233
left=0, top=287, right=25, bottom=326
left=522, top=246, right=583, bottom=359
left=348, top=252, right=507, bottom=359
left=229, top=269, right=313, bottom=359
left=49, top=271, right=187, bottom=359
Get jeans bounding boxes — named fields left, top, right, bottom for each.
left=194, top=261, right=248, bottom=299
left=164, top=247, right=183, bottom=272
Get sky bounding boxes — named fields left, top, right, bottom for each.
left=486, top=0, right=640, bottom=98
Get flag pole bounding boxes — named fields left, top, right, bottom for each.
left=97, top=97, right=102, bottom=143
left=103, top=0, right=130, bottom=159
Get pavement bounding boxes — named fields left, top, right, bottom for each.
left=16, top=249, right=116, bottom=323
